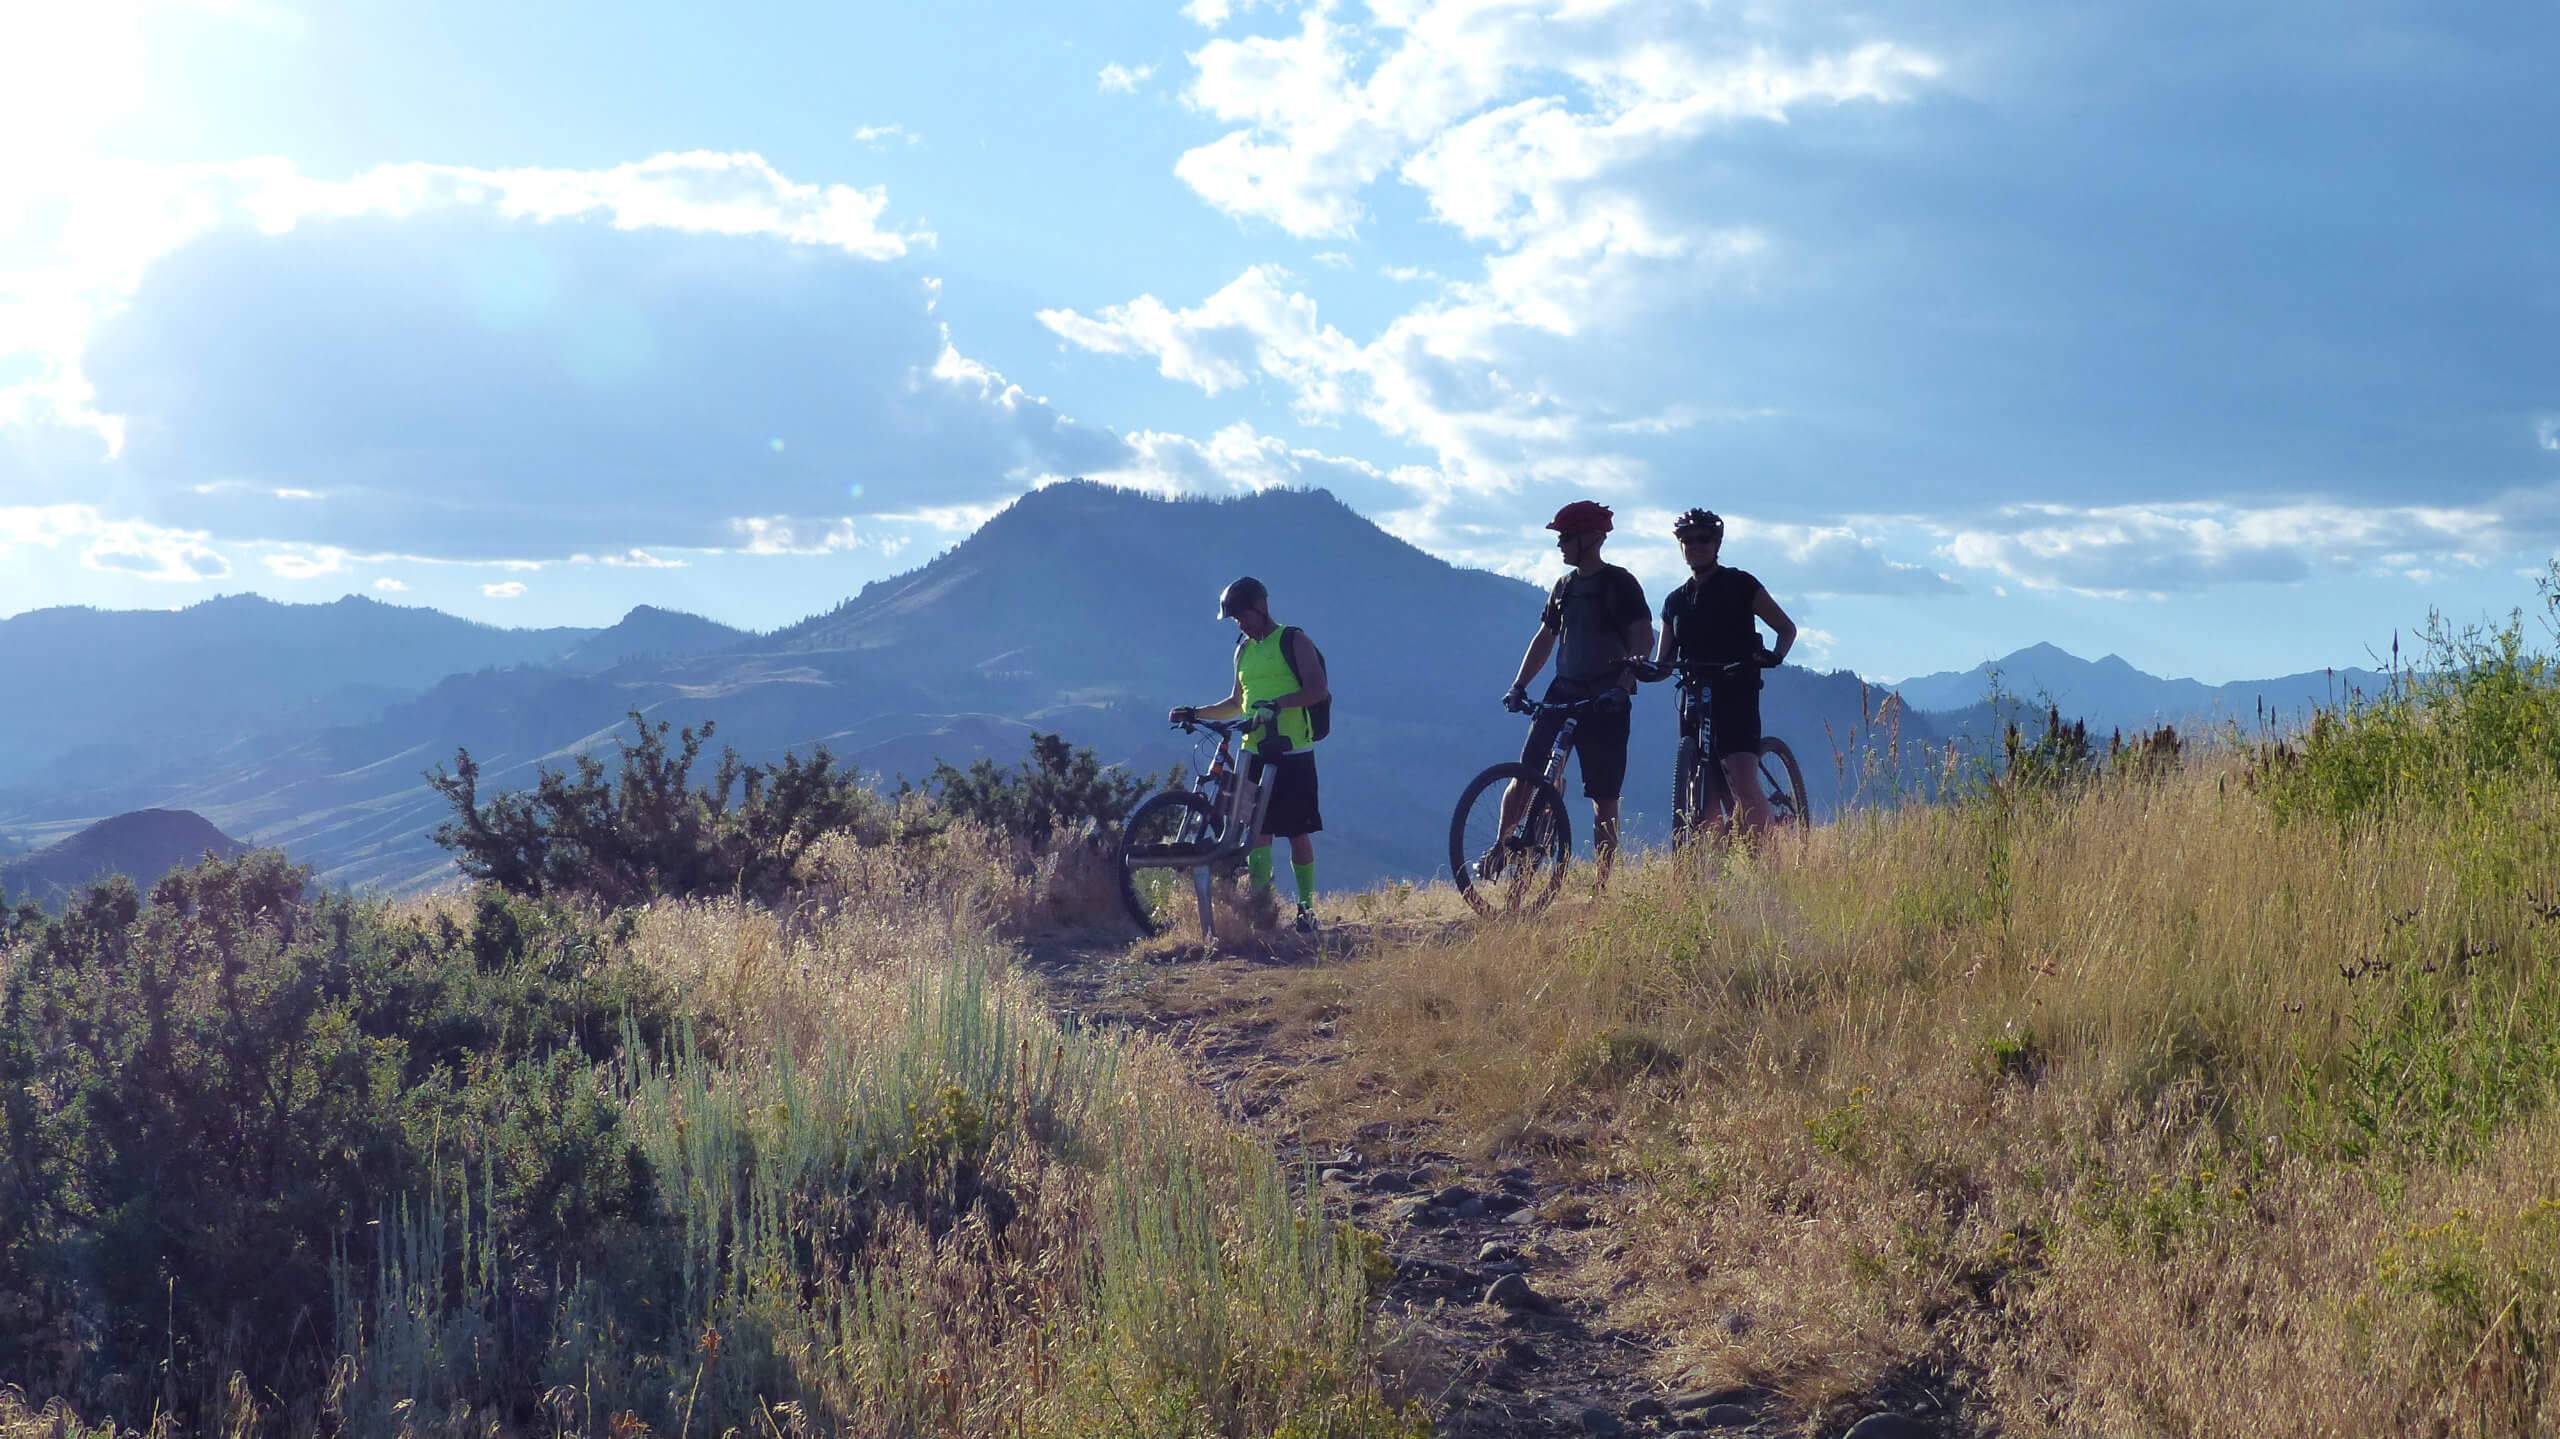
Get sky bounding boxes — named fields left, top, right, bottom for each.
left=1, top=0, right=2554, bottom=682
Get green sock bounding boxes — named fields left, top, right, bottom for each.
left=1292, top=861, right=1317, bottom=908
left=1247, top=845, right=1274, bottom=892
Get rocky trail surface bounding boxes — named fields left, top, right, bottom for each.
left=1022, top=922, right=1957, bottom=1439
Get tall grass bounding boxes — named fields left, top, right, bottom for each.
left=1280, top=611, right=2560, bottom=1436
left=323, top=906, right=1408, bottom=1438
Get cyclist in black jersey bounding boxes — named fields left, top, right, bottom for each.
left=1651, top=508, right=1798, bottom=838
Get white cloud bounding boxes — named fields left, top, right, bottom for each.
left=262, top=545, right=350, bottom=580
left=1039, top=265, right=1361, bottom=415
left=1182, top=0, right=1233, bottom=27
left=1044, top=3, right=1945, bottom=524
left=1731, top=518, right=1963, bottom=597
left=0, top=501, right=230, bottom=582
left=481, top=581, right=527, bottom=600
left=372, top=577, right=407, bottom=593
left=1099, top=62, right=1156, bottom=93
left=1936, top=500, right=2503, bottom=598
left=2539, top=415, right=2559, bottom=452
left=853, top=123, right=921, bottom=146
left=1176, top=5, right=1939, bottom=243
left=84, top=525, right=229, bottom=582
left=579, top=548, right=687, bottom=569
left=726, top=515, right=871, bottom=556
left=870, top=501, right=1007, bottom=535
left=1087, top=421, right=1444, bottom=502
left=5, top=150, right=938, bottom=456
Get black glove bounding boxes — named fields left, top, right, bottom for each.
left=1631, top=659, right=1670, bottom=684
left=1170, top=705, right=1199, bottom=726
left=1502, top=685, right=1531, bottom=714
left=1756, top=647, right=1782, bottom=669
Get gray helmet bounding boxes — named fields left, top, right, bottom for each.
left=1217, top=575, right=1269, bottom=620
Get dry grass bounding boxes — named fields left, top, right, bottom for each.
left=1, top=821, right=1414, bottom=1439
left=1269, top=755, right=2560, bottom=1435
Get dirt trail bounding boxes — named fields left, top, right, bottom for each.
left=1019, top=923, right=1813, bottom=1439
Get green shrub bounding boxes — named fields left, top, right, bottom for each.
left=429, top=710, right=881, bottom=907
left=0, top=853, right=673, bottom=1425
left=923, top=730, right=1158, bottom=846
left=2254, top=604, right=2560, bottom=827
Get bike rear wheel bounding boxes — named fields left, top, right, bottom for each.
left=1449, top=762, right=1573, bottom=917
left=1757, top=738, right=1808, bottom=828
left=1117, top=790, right=1220, bottom=936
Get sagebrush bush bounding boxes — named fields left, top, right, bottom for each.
left=0, top=855, right=674, bottom=1424
left=429, top=710, right=887, bottom=908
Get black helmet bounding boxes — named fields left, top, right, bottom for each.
left=1217, top=575, right=1269, bottom=620
left=1673, top=508, right=1724, bottom=542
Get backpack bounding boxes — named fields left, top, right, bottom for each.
left=1235, top=625, right=1332, bottom=742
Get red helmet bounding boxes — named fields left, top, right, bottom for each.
left=1544, top=500, right=1614, bottom=536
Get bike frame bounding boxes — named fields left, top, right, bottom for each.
left=1672, top=660, right=1777, bottom=831
left=1127, top=716, right=1287, bottom=938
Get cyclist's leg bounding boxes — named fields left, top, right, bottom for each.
left=1578, top=698, right=1632, bottom=882
left=1498, top=707, right=1569, bottom=833
left=1711, top=680, right=1774, bottom=838
left=1263, top=753, right=1322, bottom=926
left=1720, top=754, right=1774, bottom=836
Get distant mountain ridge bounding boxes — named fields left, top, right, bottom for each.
left=0, top=809, right=247, bottom=910
left=0, top=483, right=2399, bottom=896
left=1894, top=641, right=2389, bottom=735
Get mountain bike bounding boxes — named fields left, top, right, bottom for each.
left=1447, top=686, right=1631, bottom=917
left=1664, top=657, right=1808, bottom=843
left=1115, top=714, right=1285, bottom=938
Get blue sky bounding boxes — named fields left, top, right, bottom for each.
left=1, top=0, right=2553, bottom=681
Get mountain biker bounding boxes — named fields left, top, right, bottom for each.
left=1491, top=500, right=1653, bottom=883
left=1650, top=508, right=1798, bottom=838
left=1166, top=576, right=1330, bottom=933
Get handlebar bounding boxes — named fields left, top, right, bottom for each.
left=1641, top=655, right=1778, bottom=687
left=1506, top=688, right=1631, bottom=720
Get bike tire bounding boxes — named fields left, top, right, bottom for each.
left=1117, top=790, right=1220, bottom=936
left=1758, top=738, right=1809, bottom=828
left=1449, top=762, right=1573, bottom=918
left=1671, top=731, right=1706, bottom=846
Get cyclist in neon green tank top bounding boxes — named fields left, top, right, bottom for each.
left=1166, top=576, right=1330, bottom=933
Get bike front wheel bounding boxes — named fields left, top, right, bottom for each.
left=1671, top=732, right=1720, bottom=846
left=1449, top=762, right=1574, bottom=917
left=1117, top=790, right=1220, bottom=936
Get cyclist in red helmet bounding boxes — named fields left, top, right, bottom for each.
left=1493, top=499, right=1653, bottom=882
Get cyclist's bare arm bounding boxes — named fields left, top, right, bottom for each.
left=1172, top=680, right=1249, bottom=724
left=1508, top=624, right=1558, bottom=693
left=1652, top=606, right=1680, bottom=669
left=1620, top=613, right=1656, bottom=688
left=1754, top=586, right=1798, bottom=664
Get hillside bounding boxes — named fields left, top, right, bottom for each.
left=555, top=604, right=752, bottom=674
left=0, top=808, right=249, bottom=909
left=0, top=594, right=596, bottom=789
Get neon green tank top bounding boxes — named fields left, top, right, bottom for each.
left=1236, top=626, right=1316, bottom=754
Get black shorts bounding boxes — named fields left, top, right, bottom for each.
left=1521, top=685, right=1631, bottom=802
left=1246, top=748, right=1322, bottom=838
left=1702, top=675, right=1763, bottom=759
